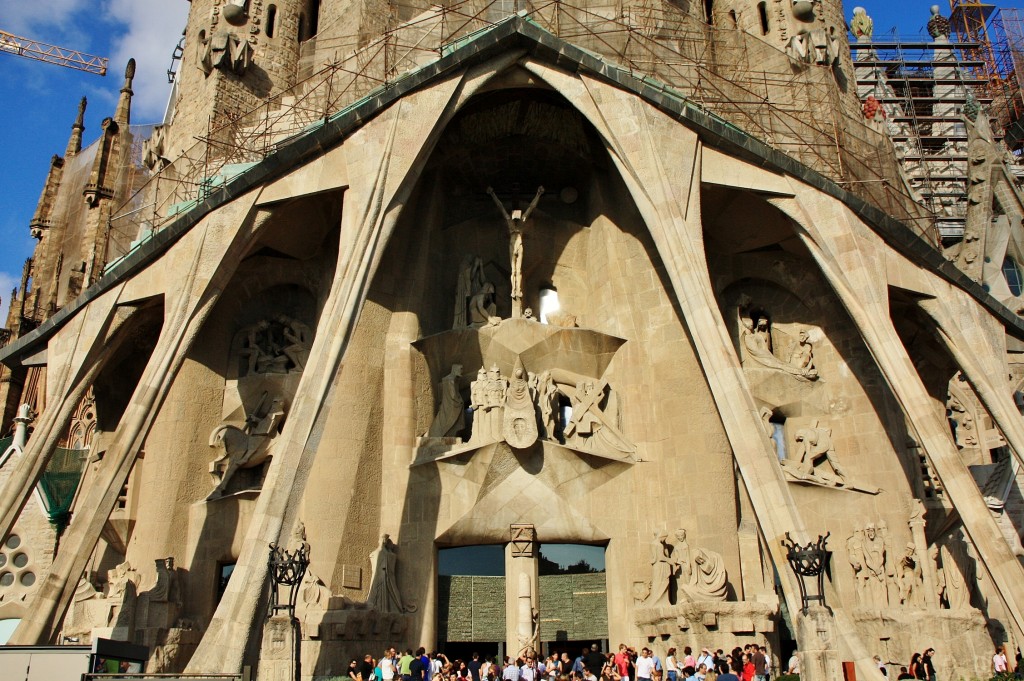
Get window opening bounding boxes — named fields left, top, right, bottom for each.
left=758, top=2, right=770, bottom=35
left=1003, top=256, right=1023, bottom=296
left=266, top=5, right=277, bottom=38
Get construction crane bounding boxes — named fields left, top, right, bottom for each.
left=0, top=29, right=107, bottom=76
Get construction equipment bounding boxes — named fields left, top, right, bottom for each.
left=0, top=29, right=107, bottom=76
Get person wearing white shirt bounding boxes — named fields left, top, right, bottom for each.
left=636, top=649, right=656, bottom=681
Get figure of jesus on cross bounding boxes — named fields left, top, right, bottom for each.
left=486, top=185, right=545, bottom=318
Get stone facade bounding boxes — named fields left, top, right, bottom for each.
left=3, top=3, right=1024, bottom=681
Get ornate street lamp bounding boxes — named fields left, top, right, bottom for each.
left=267, top=541, right=310, bottom=681
left=781, top=532, right=831, bottom=613
left=267, top=541, right=310, bottom=618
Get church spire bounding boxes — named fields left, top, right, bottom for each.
left=65, top=96, right=87, bottom=158
left=114, top=58, right=135, bottom=126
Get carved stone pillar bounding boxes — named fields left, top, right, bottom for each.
left=795, top=606, right=843, bottom=681
left=257, top=615, right=298, bottom=681
left=506, top=524, right=538, bottom=658
left=908, top=502, right=939, bottom=609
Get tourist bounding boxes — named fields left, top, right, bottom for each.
left=873, top=655, right=886, bottom=678
left=922, top=649, right=936, bottom=681
left=995, top=647, right=1009, bottom=674
left=382, top=650, right=396, bottom=681
left=361, top=654, right=377, bottom=681
left=522, top=657, right=537, bottom=681
left=504, top=657, right=520, bottom=681
left=741, top=654, right=754, bottom=681
left=349, top=660, right=362, bottom=681
left=614, top=645, right=632, bottom=681
left=715, top=660, right=739, bottom=681
left=786, top=652, right=799, bottom=676
left=636, top=648, right=656, bottom=681
left=695, top=664, right=708, bottom=681
left=587, top=645, right=608, bottom=678
left=897, top=667, right=913, bottom=680
left=759, top=648, right=771, bottom=681
left=752, top=647, right=766, bottom=681
left=696, top=650, right=714, bottom=676
left=666, top=648, right=679, bottom=681
left=682, top=648, right=695, bottom=671
left=469, top=653, right=483, bottom=681
left=909, top=653, right=924, bottom=680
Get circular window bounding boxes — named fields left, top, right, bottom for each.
left=12, top=554, right=27, bottom=568
left=19, top=572, right=34, bottom=587
left=4, top=535, right=20, bottom=550
left=0, top=554, right=6, bottom=568
left=0, top=572, right=13, bottom=587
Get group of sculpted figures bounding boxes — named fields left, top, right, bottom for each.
left=639, top=529, right=728, bottom=608
left=427, top=361, right=633, bottom=455
left=740, top=310, right=818, bottom=381
left=238, top=315, right=312, bottom=376
left=847, top=522, right=972, bottom=610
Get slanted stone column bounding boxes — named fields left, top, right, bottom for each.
left=506, top=524, right=538, bottom=659
left=771, top=189, right=1024, bottom=646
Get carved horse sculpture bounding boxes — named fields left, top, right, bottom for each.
left=208, top=392, right=285, bottom=499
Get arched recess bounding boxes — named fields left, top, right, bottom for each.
left=888, top=287, right=1020, bottom=645
left=330, top=81, right=747, bottom=654
left=148, top=192, right=340, bottom=632
left=702, top=187, right=945, bottom=619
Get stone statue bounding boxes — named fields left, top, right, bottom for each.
left=739, top=314, right=818, bottom=381
left=851, top=7, right=874, bottom=41
left=759, top=406, right=778, bottom=456
left=208, top=392, right=286, bottom=498
left=565, top=379, right=634, bottom=455
left=896, top=542, right=923, bottom=606
left=468, top=282, right=498, bottom=328
left=469, top=367, right=488, bottom=442
left=789, top=330, right=816, bottom=376
left=454, top=255, right=487, bottom=329
left=277, top=315, right=312, bottom=372
left=367, top=534, right=414, bottom=614
left=487, top=186, right=545, bottom=318
left=643, top=532, right=674, bottom=607
left=682, top=548, right=728, bottom=601
left=847, top=530, right=868, bottom=603
left=673, top=528, right=693, bottom=585
left=485, top=365, right=508, bottom=438
left=535, top=370, right=559, bottom=439
left=790, top=421, right=844, bottom=482
left=428, top=364, right=465, bottom=438
left=151, top=557, right=179, bottom=604
left=238, top=317, right=311, bottom=376
left=939, top=538, right=974, bottom=610
left=201, top=31, right=252, bottom=76
left=503, top=361, right=539, bottom=448
left=862, top=524, right=890, bottom=607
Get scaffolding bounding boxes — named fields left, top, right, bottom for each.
left=988, top=8, right=1024, bottom=148
left=101, top=0, right=936, bottom=269
left=851, top=30, right=995, bottom=244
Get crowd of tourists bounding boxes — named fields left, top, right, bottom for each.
left=344, top=643, right=791, bottom=681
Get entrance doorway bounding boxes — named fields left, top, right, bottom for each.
left=438, top=546, right=505, bottom=652
left=537, top=544, right=608, bottom=660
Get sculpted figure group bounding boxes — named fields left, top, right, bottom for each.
left=847, top=521, right=973, bottom=610
left=429, top=362, right=635, bottom=455
left=238, top=315, right=312, bottom=376
left=641, top=529, right=728, bottom=608
left=739, top=311, right=818, bottom=381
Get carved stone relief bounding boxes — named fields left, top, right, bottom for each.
left=237, top=316, right=311, bottom=377
left=739, top=308, right=818, bottom=381
left=208, top=391, right=286, bottom=499
left=636, top=528, right=728, bottom=610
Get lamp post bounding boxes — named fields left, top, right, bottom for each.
left=781, top=532, right=831, bottom=613
left=267, top=541, right=310, bottom=681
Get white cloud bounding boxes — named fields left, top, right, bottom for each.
left=106, top=0, right=191, bottom=123
left=4, top=0, right=90, bottom=37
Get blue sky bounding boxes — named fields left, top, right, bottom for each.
left=0, top=1, right=976, bottom=325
